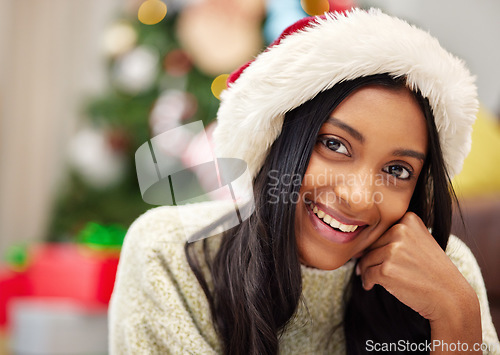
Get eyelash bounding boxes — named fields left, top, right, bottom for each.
left=382, top=164, right=414, bottom=180
left=317, top=136, right=350, bottom=156
left=317, top=136, right=414, bottom=181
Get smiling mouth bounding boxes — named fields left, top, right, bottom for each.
left=306, top=200, right=365, bottom=233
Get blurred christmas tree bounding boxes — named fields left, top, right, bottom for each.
left=47, top=0, right=266, bottom=242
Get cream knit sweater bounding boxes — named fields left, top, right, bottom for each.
left=109, top=201, right=499, bottom=354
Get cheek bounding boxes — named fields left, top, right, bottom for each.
left=378, top=191, right=413, bottom=226
left=302, top=158, right=321, bottom=185
left=301, top=154, right=337, bottom=190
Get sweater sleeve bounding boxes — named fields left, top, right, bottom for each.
left=108, top=204, right=227, bottom=355
left=446, top=235, right=500, bottom=354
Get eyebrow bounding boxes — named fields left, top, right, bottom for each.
left=326, top=117, right=426, bottom=162
left=325, top=117, right=365, bottom=143
left=392, top=149, right=426, bottom=162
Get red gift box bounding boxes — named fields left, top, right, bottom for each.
left=0, top=269, right=30, bottom=330
left=25, top=244, right=119, bottom=306
left=0, top=243, right=120, bottom=333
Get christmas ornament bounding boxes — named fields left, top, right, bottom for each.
left=181, top=122, right=231, bottom=200
left=112, top=46, right=159, bottom=94
left=68, top=126, right=127, bottom=189
left=138, top=0, right=167, bottom=25
left=163, top=48, right=192, bottom=77
left=102, top=21, right=137, bottom=57
left=127, top=0, right=198, bottom=15
left=301, top=0, right=329, bottom=16
left=150, top=89, right=198, bottom=137
left=328, top=0, right=356, bottom=13
left=211, top=74, right=229, bottom=100
left=176, top=0, right=264, bottom=76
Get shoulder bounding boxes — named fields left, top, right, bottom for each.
left=116, top=199, right=235, bottom=297
left=445, top=235, right=500, bottom=352
left=117, top=199, right=235, bottom=295
left=445, top=235, right=484, bottom=290
left=445, top=235, right=477, bottom=272
left=109, top=200, right=234, bottom=353
left=445, top=235, right=486, bottom=305
left=124, top=199, right=235, bottom=246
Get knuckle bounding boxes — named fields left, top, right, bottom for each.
left=405, top=211, right=418, bottom=221
left=379, top=262, right=393, bottom=278
left=404, top=212, right=423, bottom=228
left=393, top=223, right=408, bottom=236
left=393, top=239, right=406, bottom=253
left=387, top=242, right=399, bottom=255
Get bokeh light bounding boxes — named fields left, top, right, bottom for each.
left=102, top=22, right=137, bottom=57
left=301, top=0, right=330, bottom=16
left=163, top=49, right=192, bottom=77
left=211, top=74, right=230, bottom=100
left=138, top=0, right=167, bottom=25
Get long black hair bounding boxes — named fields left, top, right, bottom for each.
left=185, top=74, right=455, bottom=354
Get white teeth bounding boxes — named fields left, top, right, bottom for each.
left=309, top=202, right=359, bottom=233
left=329, top=218, right=340, bottom=229
left=344, top=225, right=356, bottom=233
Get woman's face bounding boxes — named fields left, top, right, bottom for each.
left=295, top=85, right=428, bottom=270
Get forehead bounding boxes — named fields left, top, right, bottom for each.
left=327, top=85, right=428, bottom=151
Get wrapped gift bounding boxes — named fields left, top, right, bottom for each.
left=1, top=222, right=125, bottom=333
left=0, top=268, right=30, bottom=330
left=25, top=243, right=120, bottom=306
left=9, top=298, right=108, bottom=355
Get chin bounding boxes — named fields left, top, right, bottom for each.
left=298, top=248, right=354, bottom=271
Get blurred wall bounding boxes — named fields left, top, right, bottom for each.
left=359, top=0, right=500, bottom=115
left=0, top=0, right=121, bottom=256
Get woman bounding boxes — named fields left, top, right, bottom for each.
left=109, top=9, right=499, bottom=354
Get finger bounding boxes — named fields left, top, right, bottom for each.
left=356, top=244, right=387, bottom=276
left=364, top=236, right=391, bottom=252
left=399, top=211, right=427, bottom=230
left=356, top=244, right=395, bottom=291
left=368, top=218, right=416, bottom=252
left=364, top=224, right=402, bottom=251
left=361, top=260, right=396, bottom=291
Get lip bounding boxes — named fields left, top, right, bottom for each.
left=312, top=200, right=369, bottom=226
left=305, top=200, right=368, bottom=244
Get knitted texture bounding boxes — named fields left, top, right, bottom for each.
left=109, top=201, right=499, bottom=354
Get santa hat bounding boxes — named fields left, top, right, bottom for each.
left=213, top=8, right=478, bottom=180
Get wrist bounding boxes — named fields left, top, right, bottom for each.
left=429, top=278, right=479, bottom=323
left=429, top=286, right=482, bottom=350
left=430, top=293, right=479, bottom=329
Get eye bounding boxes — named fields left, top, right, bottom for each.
left=318, top=137, right=350, bottom=156
left=383, top=165, right=413, bottom=180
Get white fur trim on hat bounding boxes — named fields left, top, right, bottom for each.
left=213, top=8, right=478, bottom=180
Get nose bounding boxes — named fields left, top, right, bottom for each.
left=332, top=169, right=377, bottom=213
